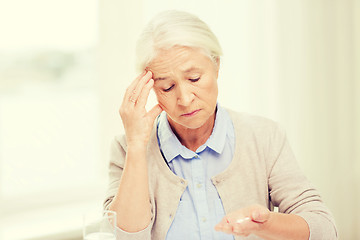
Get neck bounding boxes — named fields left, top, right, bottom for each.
left=168, top=112, right=216, bottom=152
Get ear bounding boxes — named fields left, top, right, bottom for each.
left=215, top=56, right=220, bottom=67
left=214, top=56, right=220, bottom=77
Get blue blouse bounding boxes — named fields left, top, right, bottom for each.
left=157, top=105, right=235, bottom=240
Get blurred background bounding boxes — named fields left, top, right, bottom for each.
left=0, top=0, right=358, bottom=239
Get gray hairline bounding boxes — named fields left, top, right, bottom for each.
left=140, top=45, right=220, bottom=72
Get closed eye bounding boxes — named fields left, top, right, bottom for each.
left=189, top=77, right=200, bottom=82
left=163, top=85, right=174, bottom=92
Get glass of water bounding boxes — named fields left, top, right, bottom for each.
left=83, top=210, right=117, bottom=240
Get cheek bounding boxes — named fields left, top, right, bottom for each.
left=209, top=77, right=218, bottom=93
left=154, top=88, right=165, bottom=101
left=199, top=78, right=218, bottom=95
left=154, top=89, right=172, bottom=107
left=200, top=81, right=218, bottom=104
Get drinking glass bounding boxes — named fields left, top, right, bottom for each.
left=83, top=210, right=117, bottom=240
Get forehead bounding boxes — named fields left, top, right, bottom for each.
left=148, top=47, right=211, bottom=74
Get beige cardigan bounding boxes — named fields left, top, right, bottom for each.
left=104, top=110, right=337, bottom=240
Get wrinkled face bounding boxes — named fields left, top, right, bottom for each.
left=148, top=46, right=219, bottom=130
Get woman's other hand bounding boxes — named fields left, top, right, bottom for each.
left=214, top=204, right=270, bottom=237
left=119, top=71, right=163, bottom=147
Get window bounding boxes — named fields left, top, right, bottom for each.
left=0, top=0, right=103, bottom=238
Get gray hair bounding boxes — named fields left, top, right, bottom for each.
left=135, top=10, right=223, bottom=72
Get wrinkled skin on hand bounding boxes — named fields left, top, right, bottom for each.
left=119, top=71, right=163, bottom=147
left=215, top=204, right=270, bottom=237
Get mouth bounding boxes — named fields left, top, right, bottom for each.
left=181, top=109, right=201, bottom=117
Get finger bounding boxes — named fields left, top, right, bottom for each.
left=215, top=216, right=228, bottom=227
left=214, top=223, right=223, bottom=232
left=136, top=78, right=154, bottom=107
left=147, top=104, right=163, bottom=122
left=220, top=223, right=234, bottom=235
left=123, top=70, right=147, bottom=103
left=215, top=217, right=233, bottom=234
left=231, top=219, right=252, bottom=236
left=129, top=71, right=152, bottom=103
left=251, top=209, right=269, bottom=223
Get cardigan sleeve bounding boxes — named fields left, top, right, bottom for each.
left=103, top=135, right=154, bottom=240
left=267, top=124, right=338, bottom=240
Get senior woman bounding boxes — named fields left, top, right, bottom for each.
left=104, top=10, right=337, bottom=240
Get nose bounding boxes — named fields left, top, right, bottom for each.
left=176, top=83, right=195, bottom=106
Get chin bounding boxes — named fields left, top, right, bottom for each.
left=169, top=115, right=210, bottom=130
left=179, top=121, right=206, bottom=129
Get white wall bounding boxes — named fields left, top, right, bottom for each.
left=0, top=1, right=102, bottom=239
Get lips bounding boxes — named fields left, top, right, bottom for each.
left=181, top=109, right=201, bottom=117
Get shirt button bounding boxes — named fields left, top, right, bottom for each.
left=196, top=183, right=202, bottom=188
left=194, top=155, right=199, bottom=159
left=201, top=217, right=207, bottom=222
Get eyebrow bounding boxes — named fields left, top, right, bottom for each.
left=183, top=67, right=202, bottom=73
left=153, top=67, right=202, bottom=81
left=154, top=77, right=168, bottom=81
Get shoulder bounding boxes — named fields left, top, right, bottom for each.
left=112, top=114, right=160, bottom=153
left=224, top=108, right=282, bottom=134
left=110, top=121, right=159, bottom=167
left=108, top=134, right=127, bottom=168
left=223, top=108, right=288, bottom=152
left=111, top=134, right=128, bottom=154
left=113, top=134, right=127, bottom=150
